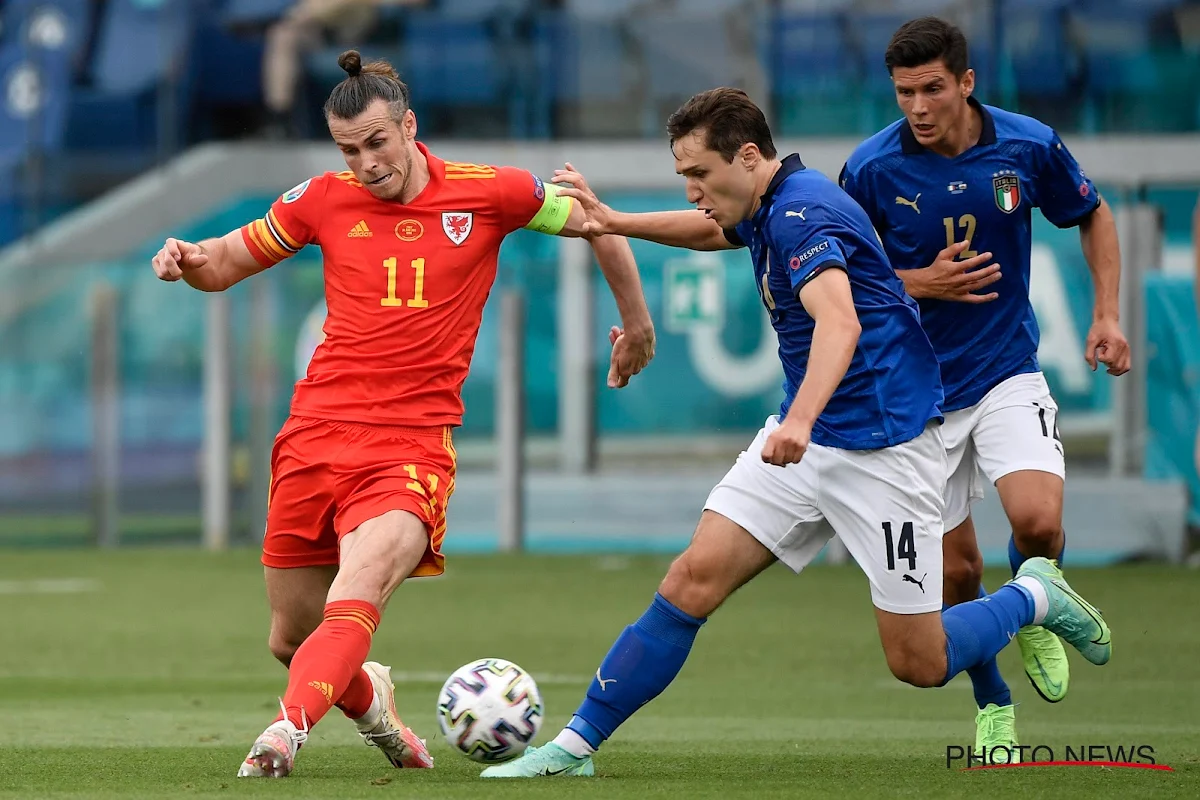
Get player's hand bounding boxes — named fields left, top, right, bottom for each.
left=912, top=240, right=1001, bottom=303
left=761, top=418, right=811, bottom=467
left=552, top=163, right=614, bottom=237
left=1084, top=317, right=1131, bottom=376
left=607, top=324, right=655, bottom=388
left=152, top=237, right=208, bottom=281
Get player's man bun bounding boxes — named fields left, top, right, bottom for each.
left=325, top=50, right=410, bottom=122
left=338, top=49, right=363, bottom=78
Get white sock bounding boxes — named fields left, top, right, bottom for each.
left=1013, top=576, right=1049, bottom=625
left=354, top=693, right=382, bottom=728
left=552, top=727, right=596, bottom=758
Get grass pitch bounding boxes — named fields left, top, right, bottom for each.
left=0, top=549, right=1196, bottom=798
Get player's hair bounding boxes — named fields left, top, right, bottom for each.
left=324, top=49, right=412, bottom=123
left=885, top=16, right=969, bottom=77
left=666, top=87, right=777, bottom=163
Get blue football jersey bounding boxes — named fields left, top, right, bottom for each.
left=840, top=98, right=1100, bottom=411
left=724, top=155, right=943, bottom=450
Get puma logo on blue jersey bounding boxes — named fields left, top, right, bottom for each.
left=895, top=193, right=921, bottom=214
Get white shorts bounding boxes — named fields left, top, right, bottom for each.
left=942, top=371, right=1066, bottom=532
left=703, top=416, right=947, bottom=614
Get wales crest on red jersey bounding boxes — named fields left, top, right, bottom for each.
left=442, top=212, right=473, bottom=245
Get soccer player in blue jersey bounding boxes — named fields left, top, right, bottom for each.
left=839, top=17, right=1131, bottom=755
left=480, top=87, right=1112, bottom=779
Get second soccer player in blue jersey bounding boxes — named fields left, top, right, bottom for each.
left=840, top=17, right=1131, bottom=755
left=479, top=87, right=1113, bottom=779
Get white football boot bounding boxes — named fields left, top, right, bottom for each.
left=237, top=701, right=308, bottom=778
left=354, top=662, right=434, bottom=769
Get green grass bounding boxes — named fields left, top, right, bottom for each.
left=0, top=550, right=1196, bottom=798
left=0, top=513, right=202, bottom=546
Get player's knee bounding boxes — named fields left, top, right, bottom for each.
left=328, top=512, right=429, bottom=607
left=886, top=648, right=947, bottom=689
left=1009, top=512, right=1062, bottom=556
left=329, top=560, right=392, bottom=608
left=268, top=626, right=304, bottom=666
left=942, top=550, right=983, bottom=599
left=658, top=554, right=723, bottom=619
left=882, top=629, right=948, bottom=688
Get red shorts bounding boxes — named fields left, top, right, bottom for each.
left=262, top=415, right=457, bottom=577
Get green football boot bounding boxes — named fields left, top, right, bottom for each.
left=1016, top=623, right=1069, bottom=702
left=1012, top=557, right=1111, bottom=666
left=480, top=744, right=595, bottom=778
left=975, top=703, right=1018, bottom=763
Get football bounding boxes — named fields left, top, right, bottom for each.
left=436, top=657, right=544, bottom=763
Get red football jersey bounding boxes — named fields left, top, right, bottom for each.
left=241, top=142, right=557, bottom=426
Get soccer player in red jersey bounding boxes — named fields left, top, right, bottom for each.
left=150, top=50, right=655, bottom=778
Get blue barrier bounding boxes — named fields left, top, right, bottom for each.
left=1144, top=273, right=1200, bottom=525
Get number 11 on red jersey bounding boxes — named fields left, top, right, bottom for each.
left=381, top=257, right=429, bottom=308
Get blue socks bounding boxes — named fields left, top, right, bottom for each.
left=566, top=593, right=704, bottom=749
left=947, top=584, right=1013, bottom=708
left=941, top=583, right=1035, bottom=686
left=1009, top=531, right=1066, bottom=575
left=566, top=576, right=1040, bottom=746
left=1008, top=537, right=1023, bottom=575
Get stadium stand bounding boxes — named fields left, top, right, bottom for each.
left=1, top=0, right=1198, bottom=243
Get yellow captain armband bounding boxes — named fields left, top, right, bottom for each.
left=523, top=180, right=575, bottom=235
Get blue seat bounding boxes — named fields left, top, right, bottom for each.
left=1, top=0, right=95, bottom=87
left=64, top=0, right=194, bottom=151
left=1074, top=0, right=1182, bottom=12
left=188, top=17, right=264, bottom=108
left=0, top=0, right=92, bottom=55
left=0, top=42, right=70, bottom=160
left=1002, top=0, right=1072, bottom=97
left=531, top=10, right=626, bottom=104
left=0, top=42, right=72, bottom=245
left=90, top=0, right=192, bottom=95
left=0, top=151, right=24, bottom=247
left=401, top=10, right=502, bottom=105
left=632, top=8, right=742, bottom=103
left=772, top=12, right=855, bottom=95
left=1071, top=6, right=1158, bottom=94
left=771, top=10, right=866, bottom=135
left=851, top=0, right=959, bottom=89
left=436, top=0, right=531, bottom=20
left=524, top=10, right=627, bottom=137
left=854, top=12, right=912, bottom=95
left=218, top=0, right=292, bottom=28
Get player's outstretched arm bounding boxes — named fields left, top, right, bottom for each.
left=150, top=229, right=267, bottom=292
left=540, top=167, right=657, bottom=386
left=761, top=269, right=861, bottom=467
left=1078, top=197, right=1130, bottom=375
left=584, top=232, right=656, bottom=388
left=552, top=164, right=736, bottom=251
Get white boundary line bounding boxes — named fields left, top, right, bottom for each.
left=0, top=578, right=102, bottom=594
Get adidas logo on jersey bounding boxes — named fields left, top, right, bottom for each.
left=348, top=220, right=373, bottom=238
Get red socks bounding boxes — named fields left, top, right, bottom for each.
left=336, top=667, right=376, bottom=720
left=278, top=600, right=379, bottom=729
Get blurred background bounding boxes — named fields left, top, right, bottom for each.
left=1, top=0, right=1198, bottom=567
